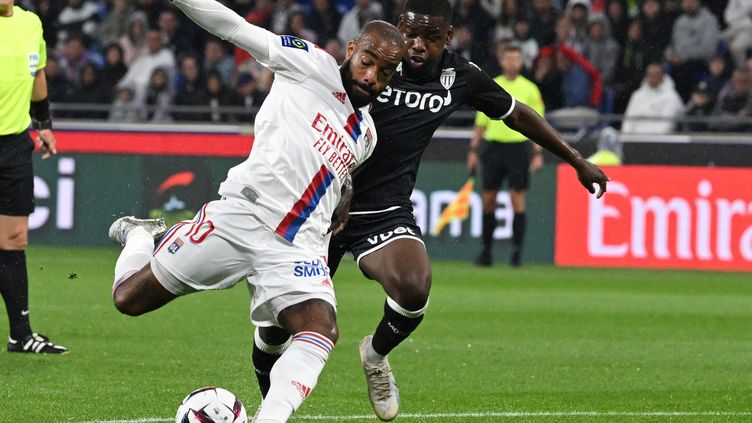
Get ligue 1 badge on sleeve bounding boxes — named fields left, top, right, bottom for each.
left=28, top=53, right=40, bottom=77
left=280, top=35, right=309, bottom=52
left=440, top=68, right=456, bottom=91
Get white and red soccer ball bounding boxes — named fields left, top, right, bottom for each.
left=175, top=387, right=247, bottom=423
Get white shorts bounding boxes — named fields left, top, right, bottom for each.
left=150, top=198, right=336, bottom=327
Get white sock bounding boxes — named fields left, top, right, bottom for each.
left=365, top=338, right=386, bottom=363
left=255, top=331, right=334, bottom=422
left=113, top=227, right=154, bottom=291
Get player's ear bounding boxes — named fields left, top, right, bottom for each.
left=345, top=41, right=356, bottom=61
left=445, top=25, right=454, bottom=45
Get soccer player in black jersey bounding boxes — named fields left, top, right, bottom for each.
left=254, top=0, right=609, bottom=420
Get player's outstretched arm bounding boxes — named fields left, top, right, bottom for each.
left=170, top=0, right=271, bottom=63
left=504, top=102, right=609, bottom=198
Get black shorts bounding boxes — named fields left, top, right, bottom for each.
left=480, top=140, right=531, bottom=191
left=0, top=131, right=35, bottom=216
left=328, top=207, right=424, bottom=276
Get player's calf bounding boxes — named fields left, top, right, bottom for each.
left=253, top=326, right=291, bottom=398
left=254, top=299, right=338, bottom=422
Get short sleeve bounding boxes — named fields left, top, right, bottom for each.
left=261, top=33, right=337, bottom=82
left=38, top=29, right=46, bottom=71
left=466, top=64, right=515, bottom=120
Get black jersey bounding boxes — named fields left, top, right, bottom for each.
left=350, top=50, right=516, bottom=212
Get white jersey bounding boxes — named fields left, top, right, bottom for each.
left=171, top=0, right=377, bottom=252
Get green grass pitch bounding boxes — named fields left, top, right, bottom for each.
left=1, top=246, right=751, bottom=422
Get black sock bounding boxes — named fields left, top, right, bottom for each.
left=371, top=299, right=425, bottom=356
left=512, top=212, right=526, bottom=251
left=0, top=250, right=32, bottom=340
left=481, top=212, right=497, bottom=253
left=252, top=343, right=281, bottom=398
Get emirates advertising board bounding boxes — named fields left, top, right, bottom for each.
left=556, top=165, right=752, bottom=271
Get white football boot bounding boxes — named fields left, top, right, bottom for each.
left=108, top=216, right=167, bottom=246
left=359, top=335, right=400, bottom=421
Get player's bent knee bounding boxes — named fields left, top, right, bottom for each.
left=112, top=286, right=147, bottom=317
left=390, top=269, right=431, bottom=310
left=113, top=294, right=140, bottom=316
left=278, top=299, right=339, bottom=344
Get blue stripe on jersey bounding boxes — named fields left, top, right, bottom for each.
left=278, top=168, right=335, bottom=242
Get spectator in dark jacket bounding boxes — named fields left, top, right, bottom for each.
left=204, top=71, right=240, bottom=123
left=683, top=81, right=715, bottom=132
left=101, top=43, right=128, bottom=99
left=145, top=67, right=173, bottom=122
left=308, top=0, right=341, bottom=45
left=529, top=0, right=558, bottom=47
left=639, top=0, right=672, bottom=65
left=613, top=19, right=647, bottom=113
left=173, top=56, right=207, bottom=122
left=605, top=0, right=629, bottom=47
left=533, top=46, right=564, bottom=111
left=711, top=69, right=752, bottom=132
left=68, top=63, right=112, bottom=119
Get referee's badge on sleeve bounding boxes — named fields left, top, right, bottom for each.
left=28, top=53, right=39, bottom=77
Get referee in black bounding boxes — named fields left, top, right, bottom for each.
left=1, top=0, right=67, bottom=354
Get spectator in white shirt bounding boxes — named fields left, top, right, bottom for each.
left=622, top=64, right=685, bottom=134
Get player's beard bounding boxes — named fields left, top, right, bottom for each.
left=340, top=58, right=373, bottom=108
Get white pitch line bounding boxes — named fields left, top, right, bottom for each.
left=60, top=411, right=752, bottom=423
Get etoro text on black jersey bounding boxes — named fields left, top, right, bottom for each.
left=350, top=50, right=515, bottom=212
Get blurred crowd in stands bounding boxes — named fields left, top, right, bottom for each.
left=21, top=0, right=752, bottom=132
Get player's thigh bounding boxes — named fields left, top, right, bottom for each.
left=348, top=210, right=432, bottom=304
left=358, top=238, right=431, bottom=299
left=346, top=209, right=425, bottom=272
left=248, top=230, right=335, bottom=329
left=151, top=200, right=254, bottom=296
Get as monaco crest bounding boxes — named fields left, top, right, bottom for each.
left=440, top=68, right=456, bottom=90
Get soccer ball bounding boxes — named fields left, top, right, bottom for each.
left=175, top=387, right=248, bottom=423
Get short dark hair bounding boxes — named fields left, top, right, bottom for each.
left=402, top=0, right=452, bottom=22
left=357, top=20, right=405, bottom=48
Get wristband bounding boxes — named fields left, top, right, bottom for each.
left=33, top=119, right=53, bottom=130
left=30, top=97, right=51, bottom=122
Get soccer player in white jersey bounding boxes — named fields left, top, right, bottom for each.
left=106, top=1, right=405, bottom=421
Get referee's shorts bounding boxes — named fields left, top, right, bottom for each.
left=480, top=139, right=532, bottom=191
left=0, top=131, right=35, bottom=216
